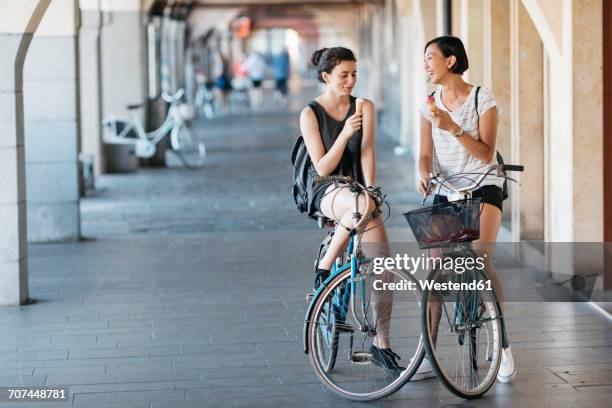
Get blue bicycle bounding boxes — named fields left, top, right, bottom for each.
left=303, top=176, right=426, bottom=401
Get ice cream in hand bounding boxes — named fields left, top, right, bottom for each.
left=427, top=95, right=436, bottom=115
left=355, top=98, right=364, bottom=116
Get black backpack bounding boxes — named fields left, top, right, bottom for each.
left=291, top=135, right=311, bottom=213
left=291, top=102, right=321, bottom=213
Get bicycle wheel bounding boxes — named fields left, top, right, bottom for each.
left=170, top=125, right=206, bottom=168
left=315, top=297, right=339, bottom=372
left=421, top=266, right=503, bottom=399
left=313, top=236, right=339, bottom=372
left=307, top=264, right=425, bottom=401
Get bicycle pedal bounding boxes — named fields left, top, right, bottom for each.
left=351, top=351, right=373, bottom=365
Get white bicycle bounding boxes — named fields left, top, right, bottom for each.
left=102, top=89, right=206, bottom=169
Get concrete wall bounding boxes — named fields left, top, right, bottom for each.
left=0, top=0, right=53, bottom=304
left=23, top=0, right=81, bottom=243
left=511, top=1, right=545, bottom=240
left=100, top=5, right=146, bottom=120
left=79, top=1, right=104, bottom=176
left=571, top=0, right=603, bottom=242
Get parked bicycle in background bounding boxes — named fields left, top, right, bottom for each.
left=102, top=89, right=206, bottom=169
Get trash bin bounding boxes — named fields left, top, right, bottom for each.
left=146, top=97, right=169, bottom=167
left=103, top=142, right=138, bottom=173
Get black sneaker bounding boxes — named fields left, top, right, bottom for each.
left=370, top=345, right=405, bottom=372
left=314, top=268, right=330, bottom=290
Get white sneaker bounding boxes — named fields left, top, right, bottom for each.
left=497, top=347, right=517, bottom=383
left=410, top=357, right=436, bottom=381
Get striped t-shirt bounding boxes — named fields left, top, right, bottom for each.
left=419, top=86, right=503, bottom=190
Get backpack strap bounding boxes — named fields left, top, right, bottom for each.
left=474, top=86, right=481, bottom=121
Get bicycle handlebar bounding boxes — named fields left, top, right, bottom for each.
left=502, top=164, right=524, bottom=172
left=426, top=163, right=524, bottom=201
left=161, top=89, right=185, bottom=104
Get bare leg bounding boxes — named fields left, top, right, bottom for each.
left=426, top=247, right=444, bottom=348
left=317, top=185, right=395, bottom=349
left=360, top=216, right=393, bottom=349
left=473, top=204, right=503, bottom=305
left=318, top=186, right=365, bottom=270
left=318, top=211, right=352, bottom=270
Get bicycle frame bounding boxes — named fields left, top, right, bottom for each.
left=303, top=176, right=385, bottom=355
left=303, top=229, right=376, bottom=354
left=434, top=245, right=509, bottom=350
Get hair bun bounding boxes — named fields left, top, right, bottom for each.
left=310, top=48, right=328, bottom=66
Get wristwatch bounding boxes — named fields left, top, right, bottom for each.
left=453, top=128, right=464, bottom=138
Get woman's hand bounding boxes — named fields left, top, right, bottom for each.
left=339, top=113, right=362, bottom=141
left=430, top=108, right=459, bottom=134
left=418, top=175, right=431, bottom=198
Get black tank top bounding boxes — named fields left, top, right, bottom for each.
left=306, top=96, right=365, bottom=215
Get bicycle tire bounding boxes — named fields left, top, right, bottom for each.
left=307, top=266, right=425, bottom=401
left=315, top=297, right=339, bottom=372
left=420, top=266, right=503, bottom=399
left=313, top=240, right=339, bottom=371
left=170, top=125, right=206, bottom=169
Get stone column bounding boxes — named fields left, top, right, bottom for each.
left=0, top=0, right=51, bottom=305
left=458, top=0, right=485, bottom=84
left=79, top=0, right=104, bottom=176
left=411, top=0, right=441, bottom=185
left=397, top=0, right=414, bottom=148
left=509, top=1, right=545, bottom=240
left=100, top=0, right=146, bottom=120
left=24, top=0, right=81, bottom=243
left=483, top=0, right=511, bottom=162
left=572, top=0, right=603, bottom=242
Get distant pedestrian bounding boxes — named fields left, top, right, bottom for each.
left=213, top=52, right=232, bottom=113
left=272, top=48, right=290, bottom=102
left=244, top=51, right=267, bottom=108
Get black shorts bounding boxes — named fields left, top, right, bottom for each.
left=311, top=182, right=333, bottom=214
left=433, top=185, right=503, bottom=212
left=251, top=79, right=262, bottom=88
left=276, top=79, right=288, bottom=94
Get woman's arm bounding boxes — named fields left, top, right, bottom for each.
left=432, top=108, right=498, bottom=163
left=418, top=114, right=434, bottom=197
left=299, top=106, right=361, bottom=176
left=360, top=99, right=376, bottom=187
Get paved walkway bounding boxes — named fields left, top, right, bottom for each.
left=1, top=87, right=610, bottom=407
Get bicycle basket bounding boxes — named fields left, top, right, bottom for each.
left=403, top=198, right=482, bottom=249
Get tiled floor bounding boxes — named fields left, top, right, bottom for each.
left=1, top=87, right=610, bottom=407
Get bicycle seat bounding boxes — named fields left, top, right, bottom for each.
left=126, top=103, right=144, bottom=110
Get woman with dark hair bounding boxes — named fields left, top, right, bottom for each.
left=418, top=35, right=516, bottom=383
left=299, top=47, right=430, bottom=375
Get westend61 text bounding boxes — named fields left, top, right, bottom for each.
left=373, top=279, right=493, bottom=292
left=372, top=254, right=486, bottom=275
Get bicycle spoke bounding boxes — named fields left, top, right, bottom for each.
left=423, top=268, right=502, bottom=398
left=308, top=267, right=424, bottom=401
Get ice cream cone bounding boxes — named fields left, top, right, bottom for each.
left=355, top=98, right=364, bottom=115
left=427, top=95, right=436, bottom=115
